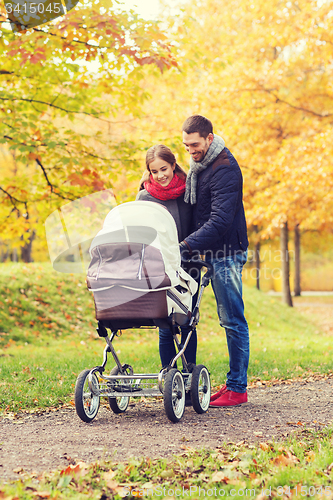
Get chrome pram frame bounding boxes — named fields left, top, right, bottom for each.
left=74, top=259, right=214, bottom=423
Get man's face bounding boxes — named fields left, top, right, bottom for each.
left=182, top=131, right=214, bottom=162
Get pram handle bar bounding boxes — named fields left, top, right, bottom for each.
left=170, top=260, right=214, bottom=368
left=181, top=257, right=214, bottom=281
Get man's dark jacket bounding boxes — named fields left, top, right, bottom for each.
left=184, top=148, right=249, bottom=256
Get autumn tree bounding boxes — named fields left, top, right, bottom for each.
left=0, top=0, right=177, bottom=260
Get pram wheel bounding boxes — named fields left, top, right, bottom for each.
left=108, top=366, right=130, bottom=414
left=190, top=365, right=211, bottom=414
left=75, top=369, right=100, bottom=423
left=163, top=368, right=185, bottom=422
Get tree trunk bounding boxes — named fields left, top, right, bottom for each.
left=253, top=225, right=260, bottom=291
left=21, top=231, right=35, bottom=263
left=294, top=224, right=301, bottom=296
left=0, top=242, right=9, bottom=262
left=255, top=241, right=260, bottom=290
left=11, top=248, right=18, bottom=262
left=280, top=222, right=293, bottom=306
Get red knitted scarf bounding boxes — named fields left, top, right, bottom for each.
left=144, top=173, right=186, bottom=201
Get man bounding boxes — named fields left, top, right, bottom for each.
left=180, top=115, right=249, bottom=407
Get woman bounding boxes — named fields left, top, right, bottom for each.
left=136, top=144, right=198, bottom=369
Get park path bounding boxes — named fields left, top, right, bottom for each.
left=1, top=377, right=333, bottom=480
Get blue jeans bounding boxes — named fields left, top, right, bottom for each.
left=206, top=250, right=249, bottom=393
left=159, top=326, right=197, bottom=367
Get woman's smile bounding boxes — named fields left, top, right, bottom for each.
left=149, top=157, right=176, bottom=186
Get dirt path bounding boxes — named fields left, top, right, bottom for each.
left=1, top=378, right=332, bottom=481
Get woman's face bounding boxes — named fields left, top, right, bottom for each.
left=149, top=157, right=175, bottom=187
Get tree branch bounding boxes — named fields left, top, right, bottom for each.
left=268, top=92, right=333, bottom=117
left=35, top=158, right=75, bottom=201
left=0, top=186, right=25, bottom=206
left=227, top=87, right=333, bottom=118
left=0, top=96, right=142, bottom=124
left=81, top=150, right=137, bottom=162
left=0, top=96, right=107, bottom=119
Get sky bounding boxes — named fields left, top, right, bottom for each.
left=120, top=0, right=162, bottom=19
left=119, top=0, right=184, bottom=20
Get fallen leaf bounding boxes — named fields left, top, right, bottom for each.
left=255, top=493, right=266, bottom=500
left=259, top=442, right=269, bottom=451
left=104, top=470, right=117, bottom=488
left=229, top=480, right=246, bottom=487
left=211, top=471, right=229, bottom=483
left=105, top=480, right=119, bottom=490
left=271, top=451, right=299, bottom=467
left=104, top=480, right=126, bottom=497
left=75, top=461, right=89, bottom=477
left=306, top=451, right=316, bottom=462
left=160, top=470, right=174, bottom=479
left=179, top=445, right=194, bottom=452
left=60, top=464, right=80, bottom=476
left=13, top=467, right=24, bottom=473
left=141, top=482, right=155, bottom=489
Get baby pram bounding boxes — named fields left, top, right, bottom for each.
left=74, top=201, right=214, bottom=423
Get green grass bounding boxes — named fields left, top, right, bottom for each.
left=0, top=263, right=332, bottom=413
left=200, top=286, right=333, bottom=387
left=1, top=428, right=333, bottom=499
left=0, top=334, right=162, bottom=412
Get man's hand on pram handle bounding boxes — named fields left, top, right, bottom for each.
left=179, top=242, right=201, bottom=264
left=179, top=242, right=214, bottom=282
left=179, top=241, right=192, bottom=262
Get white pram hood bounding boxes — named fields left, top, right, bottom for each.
left=87, top=201, right=198, bottom=324
left=89, top=201, right=197, bottom=293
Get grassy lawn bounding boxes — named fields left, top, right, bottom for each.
left=0, top=263, right=332, bottom=413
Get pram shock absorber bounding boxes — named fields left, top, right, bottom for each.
left=74, top=201, right=213, bottom=423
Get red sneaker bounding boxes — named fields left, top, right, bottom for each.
left=209, top=389, right=247, bottom=407
left=210, top=384, right=228, bottom=402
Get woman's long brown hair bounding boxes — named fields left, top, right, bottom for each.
left=139, top=144, right=187, bottom=191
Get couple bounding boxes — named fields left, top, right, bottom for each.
left=136, top=115, right=249, bottom=408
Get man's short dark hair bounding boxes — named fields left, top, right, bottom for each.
left=182, top=115, right=213, bottom=139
